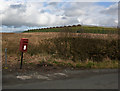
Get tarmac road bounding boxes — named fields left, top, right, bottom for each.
left=2, top=69, right=118, bottom=89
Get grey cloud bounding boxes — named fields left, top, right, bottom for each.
left=62, top=16, right=67, bottom=19
left=63, top=2, right=95, bottom=17
left=9, top=4, right=26, bottom=12
left=1, top=2, right=118, bottom=29
left=64, top=9, right=86, bottom=17
left=48, top=2, right=58, bottom=6
left=40, top=10, right=45, bottom=13
left=10, top=4, right=24, bottom=8
left=100, top=3, right=118, bottom=15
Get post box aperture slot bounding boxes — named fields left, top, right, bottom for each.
left=23, top=41, right=28, bottom=43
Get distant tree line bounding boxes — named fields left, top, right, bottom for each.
left=26, top=24, right=82, bottom=32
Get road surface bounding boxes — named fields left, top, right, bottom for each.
left=2, top=69, right=118, bottom=89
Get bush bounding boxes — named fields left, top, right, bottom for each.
left=48, top=37, right=119, bottom=62
left=76, top=63, right=82, bottom=68
left=20, top=35, right=119, bottom=62
left=86, top=61, right=94, bottom=68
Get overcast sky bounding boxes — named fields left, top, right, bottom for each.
left=0, top=0, right=119, bottom=32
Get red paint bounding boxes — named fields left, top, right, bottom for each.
left=19, top=38, right=28, bottom=52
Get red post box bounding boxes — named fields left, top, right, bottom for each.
left=19, top=38, right=28, bottom=52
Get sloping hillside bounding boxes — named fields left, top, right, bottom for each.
left=24, top=24, right=118, bottom=34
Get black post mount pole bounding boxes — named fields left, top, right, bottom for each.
left=20, top=52, right=23, bottom=69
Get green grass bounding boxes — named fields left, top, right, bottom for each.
left=23, top=25, right=118, bottom=34
left=37, top=59, right=118, bottom=69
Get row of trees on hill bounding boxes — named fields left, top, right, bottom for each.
left=27, top=24, right=82, bottom=31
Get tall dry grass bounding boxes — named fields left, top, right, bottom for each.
left=2, top=32, right=119, bottom=61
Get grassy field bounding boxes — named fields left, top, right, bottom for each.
left=2, top=31, right=119, bottom=71
left=24, top=25, right=118, bottom=34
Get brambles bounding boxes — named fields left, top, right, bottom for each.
left=2, top=26, right=119, bottom=70
left=38, top=60, right=53, bottom=67
left=2, top=33, right=119, bottom=62
left=86, top=61, right=94, bottom=68
left=50, top=37, right=119, bottom=62
left=66, top=63, right=73, bottom=67
left=29, top=63, right=33, bottom=65
left=53, top=61, right=59, bottom=64
left=76, top=63, right=82, bottom=68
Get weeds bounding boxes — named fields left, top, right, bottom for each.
left=2, top=30, right=119, bottom=69
left=76, top=63, right=82, bottom=68
left=50, top=37, right=119, bottom=62
left=2, top=33, right=119, bottom=63
left=66, top=63, right=73, bottom=67
left=86, top=61, right=94, bottom=68
left=29, top=63, right=33, bottom=65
